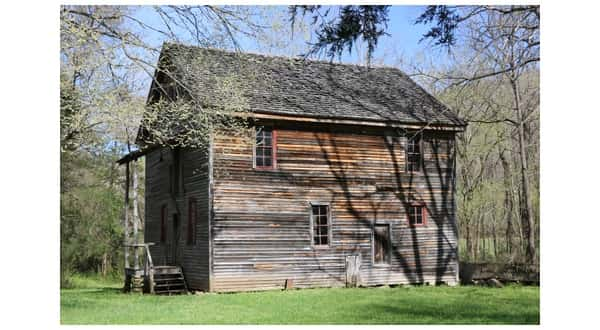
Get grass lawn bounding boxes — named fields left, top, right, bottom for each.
left=60, top=275, right=539, bottom=324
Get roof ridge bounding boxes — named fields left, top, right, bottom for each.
left=163, top=41, right=411, bottom=74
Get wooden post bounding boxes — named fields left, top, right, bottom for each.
left=145, top=244, right=155, bottom=294
left=124, top=161, right=130, bottom=269
left=132, top=160, right=139, bottom=270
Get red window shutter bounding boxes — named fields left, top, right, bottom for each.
left=187, top=198, right=196, bottom=245
left=160, top=205, right=167, bottom=243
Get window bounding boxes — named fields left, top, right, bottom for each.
left=406, top=133, right=422, bottom=172
left=160, top=205, right=167, bottom=243
left=187, top=198, right=197, bottom=245
left=255, top=126, right=276, bottom=169
left=408, top=204, right=426, bottom=226
left=311, top=204, right=330, bottom=246
left=373, top=224, right=391, bottom=264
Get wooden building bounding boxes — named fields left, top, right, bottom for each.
left=119, top=44, right=466, bottom=293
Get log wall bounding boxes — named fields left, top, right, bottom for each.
left=210, top=122, right=459, bottom=292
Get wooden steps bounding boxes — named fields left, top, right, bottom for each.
left=122, top=244, right=188, bottom=295
left=152, top=266, right=188, bottom=295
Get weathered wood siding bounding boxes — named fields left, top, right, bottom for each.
left=144, top=147, right=211, bottom=291
left=144, top=149, right=169, bottom=265
left=210, top=122, right=458, bottom=292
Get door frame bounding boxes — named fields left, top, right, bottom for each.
left=171, top=212, right=181, bottom=265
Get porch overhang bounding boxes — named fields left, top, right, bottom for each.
left=116, top=146, right=158, bottom=165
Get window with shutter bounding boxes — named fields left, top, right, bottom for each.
left=187, top=198, right=196, bottom=245
left=160, top=204, right=167, bottom=243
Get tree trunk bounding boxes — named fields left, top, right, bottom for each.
left=474, top=213, right=480, bottom=261
left=465, top=221, right=472, bottom=261
left=109, top=141, right=117, bottom=189
left=481, top=215, right=486, bottom=260
left=499, top=149, right=514, bottom=255
left=511, top=77, right=536, bottom=265
left=492, top=215, right=498, bottom=259
left=102, top=252, right=108, bottom=277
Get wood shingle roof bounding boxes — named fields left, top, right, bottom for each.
left=160, top=43, right=466, bottom=127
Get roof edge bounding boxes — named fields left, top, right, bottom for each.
left=249, top=112, right=466, bottom=132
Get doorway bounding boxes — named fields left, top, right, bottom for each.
left=171, top=213, right=181, bottom=265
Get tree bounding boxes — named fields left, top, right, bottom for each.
left=137, top=44, right=255, bottom=150
left=415, top=5, right=539, bottom=83
left=289, top=5, right=390, bottom=66
left=60, top=5, right=267, bottom=281
left=60, top=5, right=265, bottom=148
left=416, top=5, right=539, bottom=48
left=427, top=67, right=538, bottom=263
left=444, top=7, right=539, bottom=264
left=403, top=6, right=539, bottom=265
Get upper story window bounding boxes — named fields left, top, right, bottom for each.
left=311, top=204, right=330, bottom=246
left=408, top=204, right=427, bottom=226
left=170, top=147, right=183, bottom=194
left=406, top=132, right=422, bottom=172
left=254, top=126, right=276, bottom=169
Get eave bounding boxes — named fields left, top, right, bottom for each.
left=248, top=111, right=467, bottom=132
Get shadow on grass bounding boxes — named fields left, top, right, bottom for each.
left=359, top=302, right=538, bottom=324
left=350, top=287, right=539, bottom=324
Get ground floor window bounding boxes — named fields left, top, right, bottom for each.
left=311, top=204, right=330, bottom=246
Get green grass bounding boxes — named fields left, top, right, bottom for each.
left=61, top=275, right=539, bottom=324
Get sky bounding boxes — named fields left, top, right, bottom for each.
left=130, top=5, right=451, bottom=73
left=366, top=6, right=447, bottom=65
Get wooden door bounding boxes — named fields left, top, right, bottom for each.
left=171, top=213, right=181, bottom=265
left=345, top=255, right=361, bottom=287
left=373, top=224, right=390, bottom=265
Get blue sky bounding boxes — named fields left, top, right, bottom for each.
left=130, top=5, right=449, bottom=70
left=367, top=6, right=444, bottom=64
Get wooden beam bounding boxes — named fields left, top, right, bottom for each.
left=208, top=133, right=214, bottom=292
left=132, top=160, right=140, bottom=270
left=116, top=146, right=159, bottom=165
